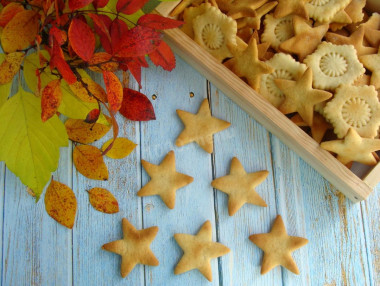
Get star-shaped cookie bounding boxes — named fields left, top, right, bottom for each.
left=211, top=157, right=268, bottom=216
left=138, top=150, right=193, bottom=209
left=102, top=218, right=159, bottom=278
left=274, top=0, right=310, bottom=19
left=176, top=99, right=231, bottom=153
left=320, top=128, right=380, bottom=165
left=224, top=37, right=273, bottom=91
left=279, top=16, right=329, bottom=61
left=274, top=68, right=332, bottom=126
left=360, top=49, right=380, bottom=89
left=174, top=220, right=230, bottom=281
left=249, top=215, right=308, bottom=275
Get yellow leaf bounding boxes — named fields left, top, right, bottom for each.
left=102, top=137, right=137, bottom=159
left=45, top=180, right=77, bottom=228
left=1, top=10, right=39, bottom=53
left=69, top=77, right=108, bottom=103
left=65, top=117, right=111, bottom=144
left=0, top=51, right=24, bottom=84
left=0, top=54, right=12, bottom=108
left=88, top=187, right=119, bottom=214
left=73, top=145, right=109, bottom=180
left=0, top=87, right=68, bottom=199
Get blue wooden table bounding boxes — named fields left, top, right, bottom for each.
left=1, top=55, right=379, bottom=286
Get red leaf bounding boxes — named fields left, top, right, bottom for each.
left=85, top=109, right=100, bottom=123
left=125, top=59, right=142, bottom=88
left=120, top=88, right=156, bottom=121
left=103, top=71, right=123, bottom=112
left=93, top=14, right=112, bottom=54
left=88, top=13, right=111, bottom=45
left=50, top=39, right=77, bottom=84
left=115, top=26, right=162, bottom=57
left=68, top=17, right=95, bottom=61
left=116, top=0, right=149, bottom=15
left=93, top=0, right=108, bottom=8
left=149, top=41, right=176, bottom=71
left=41, top=79, right=62, bottom=122
left=137, top=14, right=184, bottom=30
left=49, top=26, right=67, bottom=46
left=69, top=0, right=93, bottom=11
left=110, top=18, right=129, bottom=52
left=0, top=3, right=24, bottom=27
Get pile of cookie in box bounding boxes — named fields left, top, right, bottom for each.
left=170, top=0, right=380, bottom=168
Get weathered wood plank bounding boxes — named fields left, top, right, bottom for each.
left=2, top=143, right=73, bottom=286
left=72, top=77, right=144, bottom=285
left=210, top=87, right=281, bottom=285
left=270, top=136, right=370, bottom=285
left=0, top=162, right=4, bottom=283
left=140, top=57, right=220, bottom=285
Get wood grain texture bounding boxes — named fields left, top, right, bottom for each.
left=270, top=136, right=371, bottom=286
left=140, top=57, right=221, bottom=285
left=210, top=86, right=281, bottom=285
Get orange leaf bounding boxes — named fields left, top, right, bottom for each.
left=88, top=187, right=119, bottom=214
left=1, top=10, right=39, bottom=53
left=0, top=3, right=24, bottom=27
left=0, top=52, right=24, bottom=84
left=68, top=17, right=95, bottom=62
left=50, top=38, right=77, bottom=84
left=88, top=52, right=118, bottom=73
left=69, top=78, right=107, bottom=103
left=41, top=79, right=62, bottom=122
left=85, top=109, right=100, bottom=124
left=44, top=179, right=77, bottom=229
left=73, top=145, right=109, bottom=180
left=65, top=117, right=111, bottom=144
left=101, top=137, right=136, bottom=159
left=103, top=71, right=123, bottom=112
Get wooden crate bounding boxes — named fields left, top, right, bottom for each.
left=155, top=1, right=380, bottom=203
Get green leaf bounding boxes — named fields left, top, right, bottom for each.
left=0, top=87, right=68, bottom=200
left=0, top=54, right=13, bottom=109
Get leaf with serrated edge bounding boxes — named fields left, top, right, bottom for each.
left=88, top=187, right=119, bottom=213
left=65, top=117, right=111, bottom=144
left=102, top=137, right=136, bottom=159
left=0, top=87, right=68, bottom=199
left=73, top=145, right=109, bottom=180
left=45, top=180, right=77, bottom=228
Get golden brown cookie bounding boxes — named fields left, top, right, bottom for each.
left=211, top=157, right=268, bottom=216
left=102, top=218, right=159, bottom=278
left=306, top=0, right=351, bottom=23
left=236, top=1, right=278, bottom=30
left=273, top=0, right=310, bottom=19
left=360, top=48, right=380, bottom=89
left=249, top=215, right=308, bottom=275
left=174, top=220, right=230, bottom=281
left=261, top=14, right=295, bottom=50
left=176, top=99, right=231, bottom=153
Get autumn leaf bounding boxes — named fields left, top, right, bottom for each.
left=101, top=137, right=136, bottom=159
left=92, top=14, right=113, bottom=54
left=97, top=0, right=144, bottom=28
left=41, top=79, right=62, bottom=122
left=116, top=0, right=149, bottom=15
left=68, top=17, right=95, bottom=62
left=0, top=3, right=24, bottom=27
left=73, top=145, right=109, bottom=180
left=109, top=18, right=129, bottom=51
left=69, top=77, right=108, bottom=103
left=49, top=26, right=67, bottom=46
left=0, top=87, right=68, bottom=199
left=137, top=14, right=184, bottom=30
left=93, top=0, right=108, bottom=9
left=45, top=179, right=77, bottom=229
left=88, top=52, right=118, bottom=72
left=69, top=0, right=94, bottom=11
left=87, top=187, right=119, bottom=214
left=88, top=13, right=111, bottom=44
left=85, top=109, right=101, bottom=123
left=114, top=26, right=162, bottom=58
left=0, top=52, right=24, bottom=84
left=103, top=71, right=123, bottom=111
left=149, top=41, right=176, bottom=71
left=50, top=39, right=77, bottom=84
left=65, top=117, right=111, bottom=144
left=0, top=82, right=12, bottom=109
left=1, top=10, right=39, bottom=53
left=119, top=88, right=156, bottom=121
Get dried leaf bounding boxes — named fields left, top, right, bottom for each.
left=45, top=179, right=77, bottom=229
left=101, top=137, right=136, bottom=159
left=116, top=0, right=149, bottom=15
left=149, top=41, right=176, bottom=71
left=69, top=78, right=107, bottom=103
left=88, top=52, right=118, bottom=72
left=0, top=3, right=24, bottom=27
left=41, top=79, right=62, bottom=122
left=88, top=187, right=119, bottom=214
left=119, top=88, right=156, bottom=121
left=73, top=145, right=109, bottom=180
left=0, top=52, right=24, bottom=84
left=68, top=18, right=95, bottom=62
left=1, top=10, right=39, bottom=53
left=69, top=0, right=94, bottom=11
left=65, top=117, right=111, bottom=144
left=103, top=71, right=123, bottom=111
left=137, top=14, right=184, bottom=30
